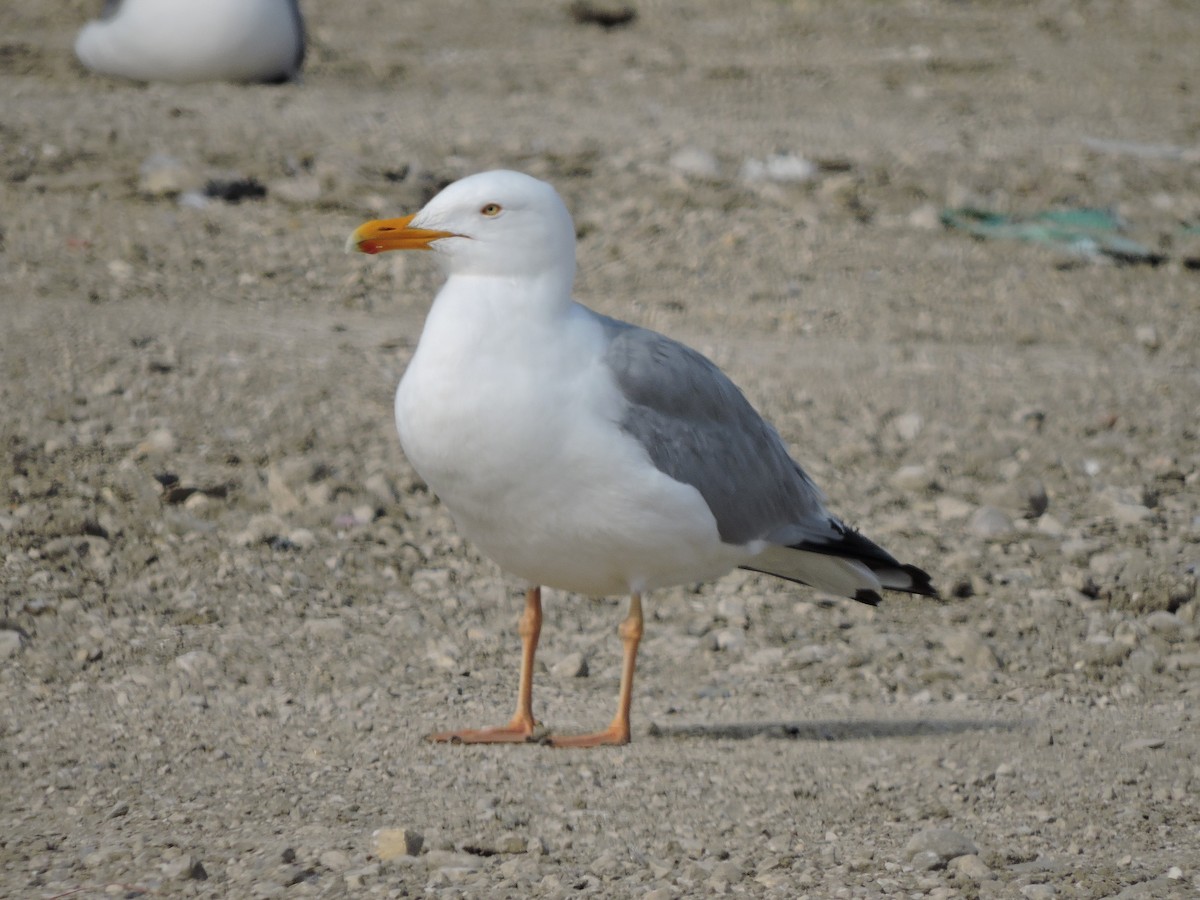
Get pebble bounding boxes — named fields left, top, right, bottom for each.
left=270, top=175, right=323, bottom=206
left=892, top=411, right=924, bottom=441
left=904, top=827, right=979, bottom=864
left=139, top=153, right=197, bottom=197
left=175, top=650, right=219, bottom=676
left=1121, top=737, right=1166, bottom=751
left=1134, top=324, right=1160, bottom=350
left=372, top=827, right=424, bottom=860
left=711, top=627, right=745, bottom=652
left=1080, top=637, right=1132, bottom=668
left=949, top=854, right=993, bottom=880
left=1021, top=885, right=1057, bottom=899
left=969, top=505, right=1014, bottom=539
left=0, top=629, right=24, bottom=658
left=935, top=495, right=974, bottom=520
left=668, top=147, right=720, bottom=179
left=319, top=849, right=351, bottom=871
left=162, top=855, right=207, bottom=881
left=135, top=427, right=176, bottom=457
left=1143, top=610, right=1184, bottom=641
left=939, top=628, right=1000, bottom=670
left=550, top=652, right=589, bottom=678
left=893, top=464, right=935, bottom=492
left=740, top=153, right=818, bottom=183
left=912, top=849, right=944, bottom=871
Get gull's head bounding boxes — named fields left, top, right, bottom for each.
left=347, top=170, right=577, bottom=283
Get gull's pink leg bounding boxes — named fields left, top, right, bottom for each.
left=428, top=586, right=542, bottom=743
left=549, top=593, right=643, bottom=748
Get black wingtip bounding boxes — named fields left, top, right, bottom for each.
left=854, top=588, right=883, bottom=606
left=902, top=564, right=939, bottom=599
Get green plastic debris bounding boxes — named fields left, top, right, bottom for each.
left=940, top=207, right=1166, bottom=265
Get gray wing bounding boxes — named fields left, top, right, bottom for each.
left=598, top=313, right=828, bottom=547
left=599, top=312, right=938, bottom=603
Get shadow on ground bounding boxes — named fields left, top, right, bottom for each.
left=646, top=718, right=1019, bottom=741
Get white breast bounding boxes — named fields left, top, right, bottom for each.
left=395, top=291, right=747, bottom=597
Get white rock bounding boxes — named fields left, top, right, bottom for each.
left=935, top=496, right=974, bottom=520
left=139, top=153, right=196, bottom=196
left=0, top=629, right=25, bottom=658
left=969, top=505, right=1014, bottom=539
left=668, top=147, right=720, bottom=179
left=740, top=153, right=817, bottom=183
left=892, top=464, right=934, bottom=492
left=892, top=412, right=924, bottom=441
left=904, top=827, right=979, bottom=864
left=550, top=652, right=589, bottom=678
left=1021, top=885, right=1057, bottom=899
left=1134, top=324, right=1160, bottom=350
left=949, top=854, right=992, bottom=880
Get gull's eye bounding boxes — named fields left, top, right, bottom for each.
left=480, top=203, right=502, bottom=217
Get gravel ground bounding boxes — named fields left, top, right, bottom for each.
left=2, top=1, right=1198, bottom=898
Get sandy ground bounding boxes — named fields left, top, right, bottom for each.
left=2, top=1, right=1199, bottom=897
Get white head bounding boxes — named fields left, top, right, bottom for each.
left=349, top=170, right=577, bottom=289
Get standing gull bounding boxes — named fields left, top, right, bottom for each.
left=348, top=170, right=936, bottom=747
left=75, top=0, right=305, bottom=84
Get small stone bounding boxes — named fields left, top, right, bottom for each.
left=935, top=496, right=974, bottom=520
left=892, top=464, right=934, bottom=492
left=741, top=153, right=817, bottom=183
left=1021, top=885, right=1057, bottom=899
left=232, top=513, right=286, bottom=547
left=1134, top=324, right=1160, bottom=350
left=1019, top=479, right=1049, bottom=518
left=270, top=176, right=323, bottom=205
left=904, top=827, right=978, bottom=864
left=550, top=652, right=588, bottom=678
left=1012, top=406, right=1046, bottom=431
left=949, top=854, right=992, bottom=880
left=424, top=850, right=480, bottom=871
left=1121, top=737, right=1166, bottom=751
left=304, top=617, right=348, bottom=641
left=139, top=153, right=197, bottom=196
left=912, top=850, right=943, bottom=871
left=175, top=650, right=219, bottom=676
left=107, top=801, right=129, bottom=818
left=287, top=528, right=317, bottom=550
left=669, top=147, right=720, bottom=179
left=1143, top=610, right=1184, bottom=641
left=908, top=203, right=941, bottom=230
left=1080, top=637, right=1132, bottom=668
left=162, top=855, right=207, bottom=881
left=710, top=860, right=745, bottom=883
left=0, top=629, right=25, bottom=658
left=892, top=412, right=924, bottom=441
left=496, top=833, right=528, bottom=854
left=343, top=864, right=380, bottom=888
left=319, top=849, right=351, bottom=871
left=940, top=629, right=1000, bottom=670
left=373, top=827, right=423, bottom=860
left=711, top=627, right=745, bottom=652
left=135, top=428, right=176, bottom=457
left=969, top=506, right=1014, bottom=540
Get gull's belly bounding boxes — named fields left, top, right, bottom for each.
left=396, top=356, right=747, bottom=597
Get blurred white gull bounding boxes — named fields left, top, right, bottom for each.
left=75, top=0, right=305, bottom=84
left=348, top=170, right=937, bottom=747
